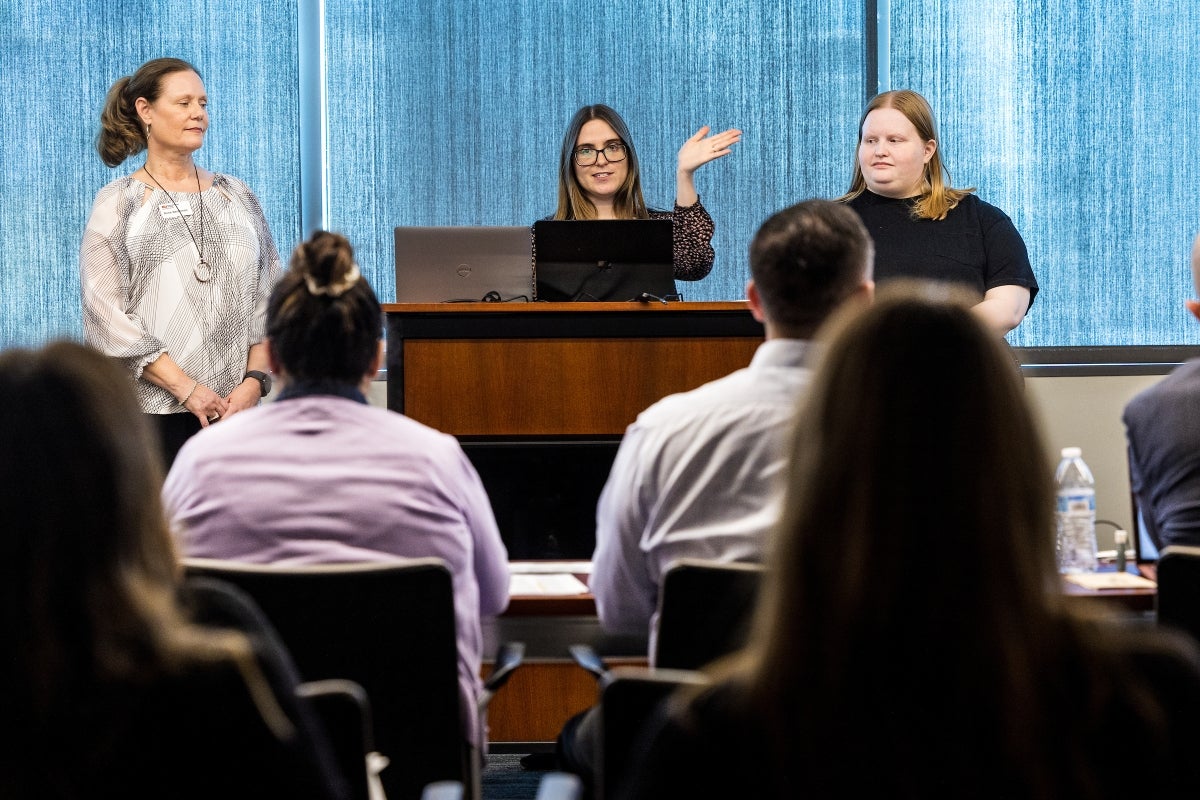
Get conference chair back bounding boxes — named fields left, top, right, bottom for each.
left=183, top=558, right=462, bottom=800
left=654, top=559, right=764, bottom=670
left=596, top=667, right=709, bottom=800
left=181, top=577, right=374, bottom=800
left=1157, top=545, right=1200, bottom=645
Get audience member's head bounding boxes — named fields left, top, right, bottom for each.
left=763, top=282, right=1052, bottom=649
left=266, top=230, right=383, bottom=387
left=0, top=341, right=250, bottom=713
left=747, top=199, right=874, bottom=339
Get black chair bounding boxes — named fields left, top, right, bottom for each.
left=653, top=558, right=764, bottom=670
left=561, top=559, right=759, bottom=797
left=182, top=577, right=374, bottom=800
left=298, top=680, right=375, bottom=800
left=596, top=667, right=708, bottom=800
left=183, top=558, right=523, bottom=800
left=1157, top=545, right=1200, bottom=644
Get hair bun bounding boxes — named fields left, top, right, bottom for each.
left=296, top=231, right=360, bottom=297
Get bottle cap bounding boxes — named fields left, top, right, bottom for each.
left=1114, top=529, right=1128, bottom=544
left=1061, top=446, right=1082, bottom=458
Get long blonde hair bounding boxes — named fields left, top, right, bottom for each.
left=840, top=90, right=975, bottom=220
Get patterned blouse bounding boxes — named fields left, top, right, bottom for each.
left=649, top=198, right=715, bottom=281
left=80, top=174, right=281, bottom=415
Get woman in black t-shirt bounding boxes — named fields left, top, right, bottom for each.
left=840, top=89, right=1038, bottom=334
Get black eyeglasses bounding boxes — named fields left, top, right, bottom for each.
left=574, top=142, right=627, bottom=166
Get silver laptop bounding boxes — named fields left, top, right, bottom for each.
left=394, top=226, right=533, bottom=302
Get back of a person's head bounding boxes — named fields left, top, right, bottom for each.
left=0, top=342, right=180, bottom=707
left=267, top=230, right=382, bottom=384
left=748, top=199, right=873, bottom=337
left=776, top=282, right=1055, bottom=637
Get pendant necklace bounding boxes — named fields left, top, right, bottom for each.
left=144, top=163, right=211, bottom=282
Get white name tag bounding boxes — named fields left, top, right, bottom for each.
left=159, top=200, right=194, bottom=219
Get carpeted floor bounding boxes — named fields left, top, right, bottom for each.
left=482, top=754, right=545, bottom=799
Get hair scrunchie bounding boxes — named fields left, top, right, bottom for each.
left=304, top=263, right=361, bottom=298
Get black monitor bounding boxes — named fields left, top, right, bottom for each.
left=533, top=219, right=678, bottom=302
left=460, top=439, right=620, bottom=560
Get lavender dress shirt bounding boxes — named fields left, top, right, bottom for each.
left=162, top=394, right=510, bottom=747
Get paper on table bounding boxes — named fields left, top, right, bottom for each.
left=510, top=573, right=590, bottom=596
left=1064, top=572, right=1157, bottom=590
left=508, top=561, right=593, bottom=574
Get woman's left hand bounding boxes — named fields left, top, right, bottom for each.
left=677, top=125, right=743, bottom=175
left=222, top=379, right=262, bottom=419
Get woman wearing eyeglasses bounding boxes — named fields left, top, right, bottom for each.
left=551, top=104, right=741, bottom=281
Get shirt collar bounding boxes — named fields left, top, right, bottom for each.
left=276, top=379, right=368, bottom=405
left=750, top=338, right=816, bottom=370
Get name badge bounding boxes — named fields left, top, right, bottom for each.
left=159, top=201, right=194, bottom=219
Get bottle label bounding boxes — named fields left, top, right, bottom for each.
left=1056, top=489, right=1095, bottom=514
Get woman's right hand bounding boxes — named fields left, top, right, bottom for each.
left=182, top=383, right=229, bottom=428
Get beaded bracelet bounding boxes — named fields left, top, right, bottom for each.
left=180, top=380, right=199, bottom=406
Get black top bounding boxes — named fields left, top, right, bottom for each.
left=848, top=190, right=1039, bottom=309
left=622, top=628, right=1200, bottom=799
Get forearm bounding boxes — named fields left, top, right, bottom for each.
left=670, top=200, right=716, bottom=281
left=675, top=168, right=699, bottom=209
left=244, top=342, right=270, bottom=375
left=141, top=352, right=196, bottom=401
left=973, top=285, right=1031, bottom=335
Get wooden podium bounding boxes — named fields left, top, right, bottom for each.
left=383, top=301, right=764, bottom=741
left=382, top=301, right=764, bottom=436
left=383, top=301, right=765, bottom=560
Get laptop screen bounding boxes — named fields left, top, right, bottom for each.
left=533, top=219, right=677, bottom=302
left=394, top=226, right=533, bottom=303
left=1132, top=497, right=1161, bottom=563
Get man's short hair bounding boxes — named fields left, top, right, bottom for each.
left=749, top=199, right=873, bottom=337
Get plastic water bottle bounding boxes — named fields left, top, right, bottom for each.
left=1055, top=447, right=1097, bottom=573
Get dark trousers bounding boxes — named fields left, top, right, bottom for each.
left=557, top=705, right=599, bottom=790
left=149, top=412, right=202, bottom=470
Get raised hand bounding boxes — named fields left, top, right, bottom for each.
left=677, top=125, right=743, bottom=175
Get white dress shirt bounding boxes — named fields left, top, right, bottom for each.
left=591, top=338, right=815, bottom=656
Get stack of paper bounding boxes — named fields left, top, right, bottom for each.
left=1064, top=572, right=1157, bottom=590
left=509, top=573, right=590, bottom=596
